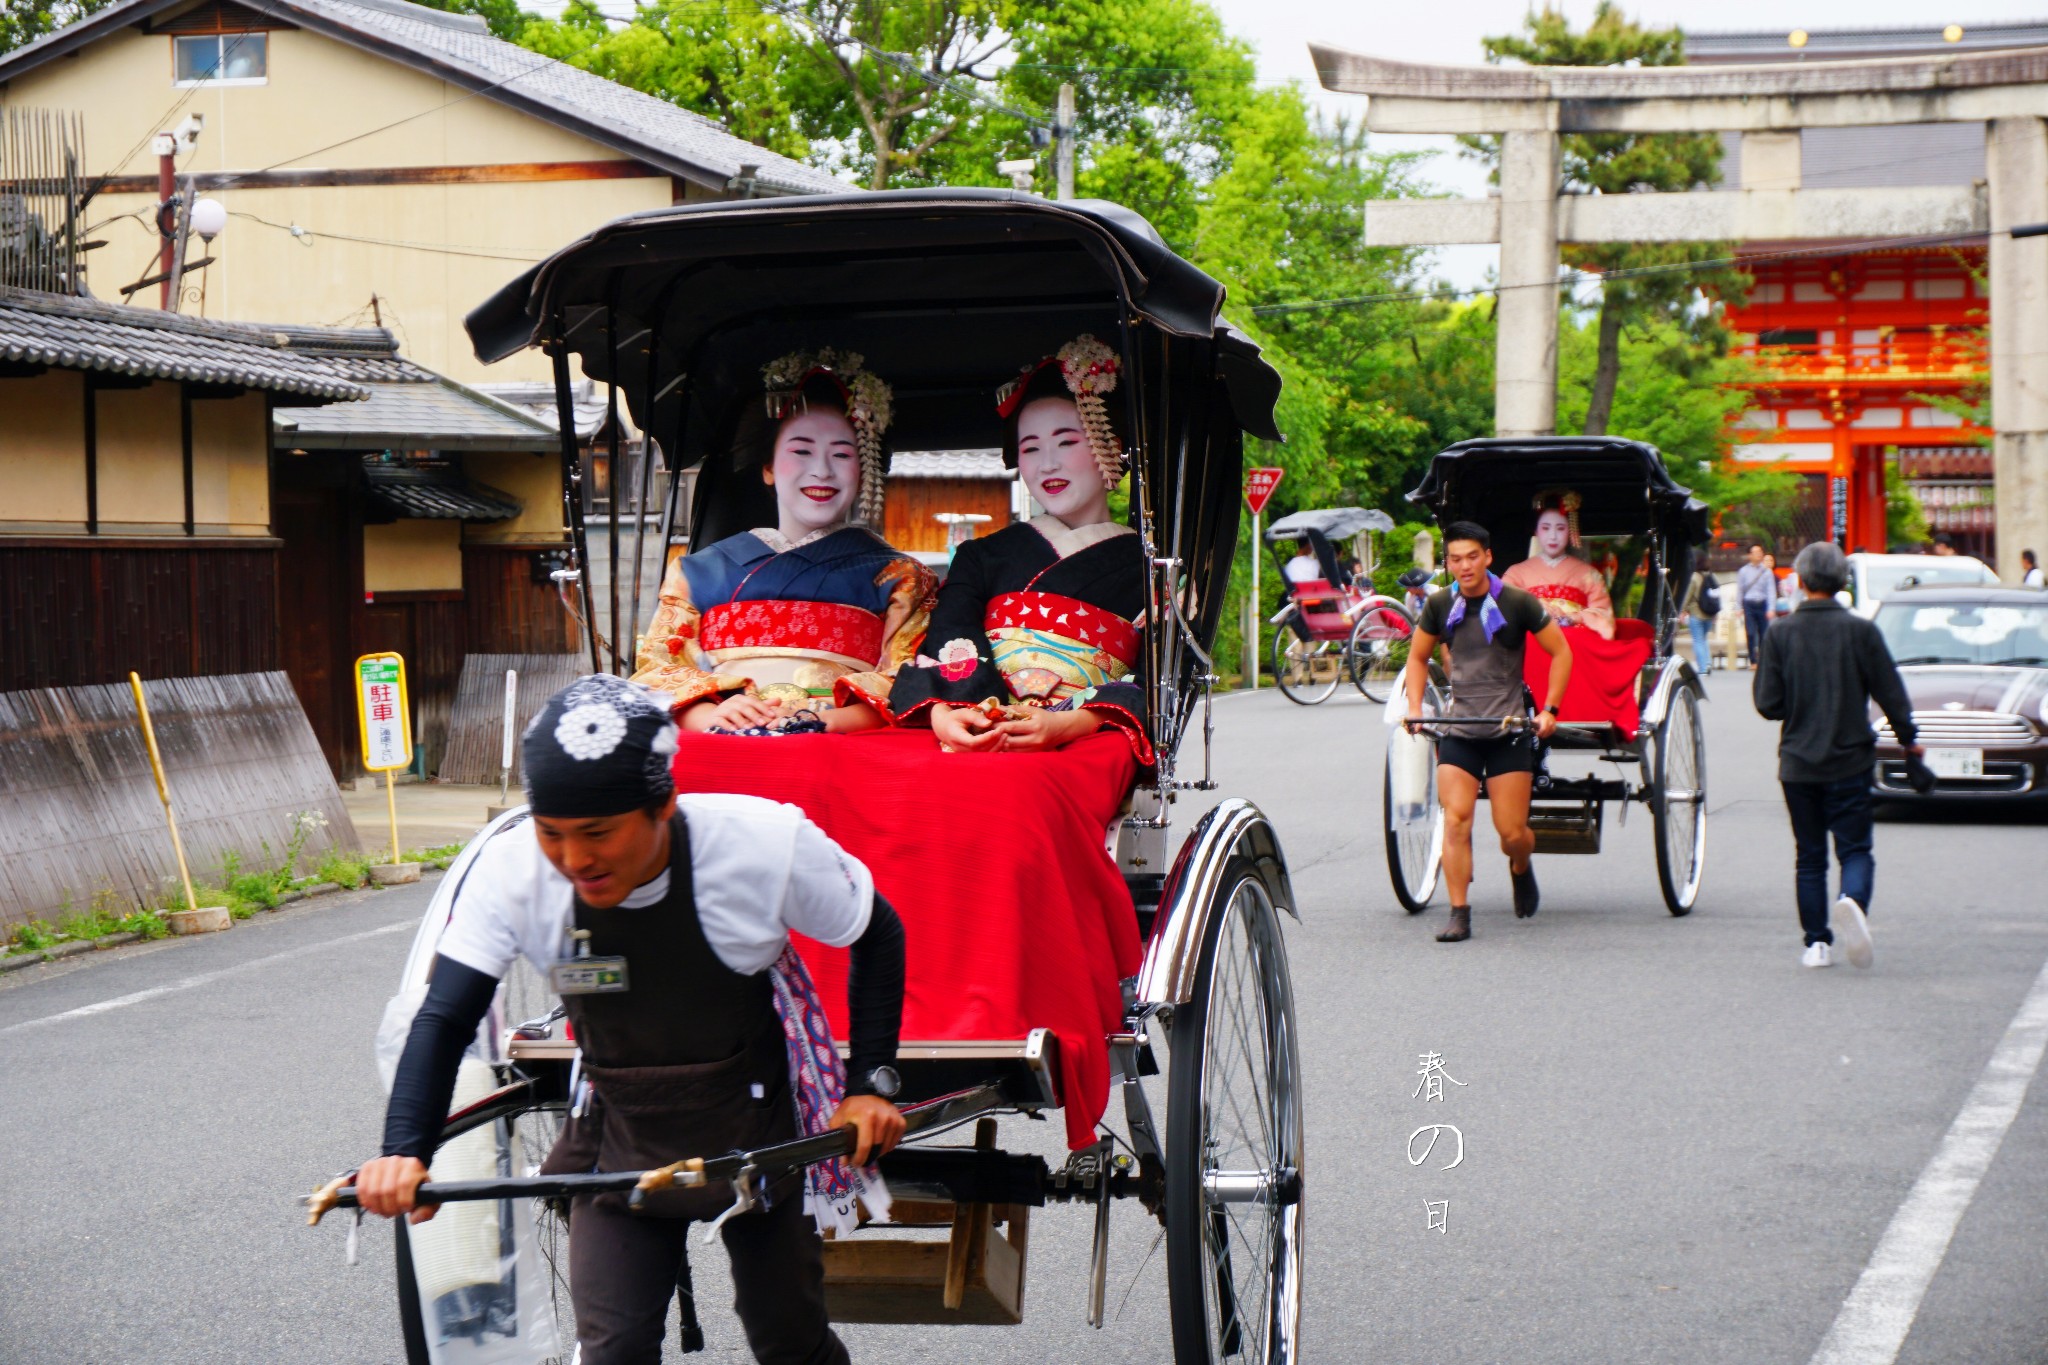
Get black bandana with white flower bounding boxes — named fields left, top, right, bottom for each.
left=521, top=674, right=679, bottom=817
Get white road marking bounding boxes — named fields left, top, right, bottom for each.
left=0, top=919, right=413, bottom=1037
left=1809, top=951, right=2048, bottom=1365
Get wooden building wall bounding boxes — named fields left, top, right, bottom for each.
left=0, top=541, right=281, bottom=693
left=882, top=478, right=1013, bottom=554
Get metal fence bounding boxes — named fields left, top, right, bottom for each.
left=0, top=107, right=87, bottom=295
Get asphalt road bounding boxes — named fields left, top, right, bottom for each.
left=4, top=671, right=2046, bottom=1364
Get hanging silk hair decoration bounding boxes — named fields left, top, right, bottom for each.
left=996, top=333, right=1127, bottom=490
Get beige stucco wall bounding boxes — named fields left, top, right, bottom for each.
left=189, top=391, right=271, bottom=533
left=1, top=24, right=678, bottom=383
left=365, top=518, right=463, bottom=591
left=2, top=370, right=89, bottom=530
left=95, top=383, right=185, bottom=532
left=461, top=450, right=566, bottom=543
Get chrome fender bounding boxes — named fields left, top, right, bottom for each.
left=1639, top=656, right=1702, bottom=733
left=1135, top=798, right=1296, bottom=1007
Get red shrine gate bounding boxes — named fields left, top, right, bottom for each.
left=1722, top=248, right=1990, bottom=557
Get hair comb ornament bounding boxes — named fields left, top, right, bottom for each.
left=761, top=348, right=894, bottom=526
left=995, top=333, right=1127, bottom=490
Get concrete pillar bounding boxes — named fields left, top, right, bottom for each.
left=1739, top=131, right=1801, bottom=191
left=1495, top=127, right=1561, bottom=438
left=1986, top=118, right=2048, bottom=581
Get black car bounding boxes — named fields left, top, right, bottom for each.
left=1868, top=585, right=2048, bottom=801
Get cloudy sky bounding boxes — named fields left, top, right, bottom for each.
left=1205, top=0, right=2048, bottom=285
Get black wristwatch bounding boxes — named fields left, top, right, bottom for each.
left=860, top=1065, right=902, bottom=1099
left=1542, top=704, right=1561, bottom=717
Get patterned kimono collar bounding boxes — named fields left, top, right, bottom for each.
left=1028, top=514, right=1135, bottom=560
left=1445, top=573, right=1509, bottom=643
left=749, top=524, right=851, bottom=554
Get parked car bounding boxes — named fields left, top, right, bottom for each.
left=1844, top=552, right=1998, bottom=617
left=1868, top=586, right=2048, bottom=802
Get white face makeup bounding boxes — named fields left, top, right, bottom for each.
left=1535, top=508, right=1572, bottom=560
left=1016, top=395, right=1111, bottom=528
left=765, top=405, right=860, bottom=539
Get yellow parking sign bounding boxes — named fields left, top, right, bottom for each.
left=355, top=652, right=413, bottom=773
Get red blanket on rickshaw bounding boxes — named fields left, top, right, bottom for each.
left=1523, top=619, right=1655, bottom=740
left=670, top=728, right=1143, bottom=1150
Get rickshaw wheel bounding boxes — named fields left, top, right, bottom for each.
left=1652, top=682, right=1708, bottom=916
left=1383, top=681, right=1446, bottom=913
left=1347, top=603, right=1415, bottom=703
left=1166, top=862, right=1305, bottom=1365
left=1271, top=632, right=1340, bottom=705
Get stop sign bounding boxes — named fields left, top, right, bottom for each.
left=1244, top=467, right=1284, bottom=514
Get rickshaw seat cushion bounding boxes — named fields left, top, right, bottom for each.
left=1523, top=628, right=1653, bottom=740
left=1287, top=579, right=1356, bottom=638
left=668, top=727, right=1142, bottom=1151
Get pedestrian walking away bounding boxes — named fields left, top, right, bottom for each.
left=1403, top=520, right=1573, bottom=943
left=1681, top=556, right=1721, bottom=674
left=1752, top=543, right=1926, bottom=970
left=1736, top=543, right=1774, bottom=667
left=353, top=674, right=907, bottom=1364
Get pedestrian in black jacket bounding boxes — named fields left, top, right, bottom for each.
left=1753, top=542, right=1924, bottom=970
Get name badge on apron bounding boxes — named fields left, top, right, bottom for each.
left=550, top=956, right=630, bottom=995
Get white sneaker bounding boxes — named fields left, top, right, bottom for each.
left=1802, top=942, right=1833, bottom=969
left=1834, top=896, right=1874, bottom=969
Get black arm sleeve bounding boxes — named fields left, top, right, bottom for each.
left=1862, top=624, right=1919, bottom=747
left=841, top=894, right=905, bottom=1094
left=380, top=954, right=501, bottom=1162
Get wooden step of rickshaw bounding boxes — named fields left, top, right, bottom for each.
left=836, top=1030, right=1063, bottom=1110
left=1529, top=801, right=1604, bottom=855
left=824, top=1118, right=1030, bottom=1325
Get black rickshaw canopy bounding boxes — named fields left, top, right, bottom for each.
left=464, top=188, right=1285, bottom=767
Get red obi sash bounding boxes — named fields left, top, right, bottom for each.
left=1525, top=583, right=1591, bottom=608
left=983, top=592, right=1140, bottom=669
left=699, top=598, right=885, bottom=662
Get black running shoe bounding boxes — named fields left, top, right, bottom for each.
left=1511, top=863, right=1540, bottom=919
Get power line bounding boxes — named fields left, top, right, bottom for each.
left=228, top=210, right=545, bottom=261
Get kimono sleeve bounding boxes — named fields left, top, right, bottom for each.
left=629, top=555, right=754, bottom=712
left=834, top=556, right=939, bottom=714
left=1079, top=679, right=1156, bottom=767
left=885, top=538, right=1011, bottom=723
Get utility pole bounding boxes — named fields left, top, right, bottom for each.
left=1055, top=83, right=1076, bottom=201
left=153, top=133, right=177, bottom=309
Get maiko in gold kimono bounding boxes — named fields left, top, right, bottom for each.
left=629, top=350, right=935, bottom=733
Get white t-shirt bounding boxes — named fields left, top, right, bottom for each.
left=2025, top=567, right=2045, bottom=587
left=1283, top=556, right=1320, bottom=585
left=434, top=793, right=874, bottom=982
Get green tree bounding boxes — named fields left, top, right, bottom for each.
left=1, top=0, right=116, bottom=54
left=1468, top=3, right=1744, bottom=435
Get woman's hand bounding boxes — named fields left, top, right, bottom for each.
left=822, top=701, right=882, bottom=733
left=930, top=703, right=1003, bottom=752
left=993, top=708, right=1101, bottom=751
left=682, top=693, right=782, bottom=732
left=355, top=1155, right=437, bottom=1224
left=829, top=1094, right=906, bottom=1166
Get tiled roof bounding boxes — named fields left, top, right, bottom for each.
left=0, top=0, right=848, bottom=197
left=363, top=459, right=523, bottom=520
left=889, top=450, right=1011, bottom=479
left=275, top=373, right=561, bottom=450
left=474, top=378, right=621, bottom=440
left=0, top=286, right=369, bottom=403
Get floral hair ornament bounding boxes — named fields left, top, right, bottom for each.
left=760, top=347, right=895, bottom=526
left=996, top=333, right=1127, bottom=490
left=1531, top=488, right=1584, bottom=549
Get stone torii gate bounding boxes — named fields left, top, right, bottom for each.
left=1314, top=43, right=2048, bottom=579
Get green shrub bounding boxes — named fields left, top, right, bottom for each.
left=11, top=920, right=56, bottom=952
left=121, top=909, right=169, bottom=941
left=316, top=852, right=371, bottom=889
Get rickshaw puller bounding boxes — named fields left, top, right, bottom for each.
left=1403, top=521, right=1573, bottom=942
left=355, top=674, right=906, bottom=1365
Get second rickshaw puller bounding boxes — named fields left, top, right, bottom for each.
left=356, top=674, right=907, bottom=1365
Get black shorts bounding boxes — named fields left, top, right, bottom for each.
left=1438, top=731, right=1536, bottom=781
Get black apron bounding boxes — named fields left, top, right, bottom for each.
left=539, top=813, right=792, bottom=1220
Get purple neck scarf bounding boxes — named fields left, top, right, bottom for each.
left=1444, top=573, right=1509, bottom=643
